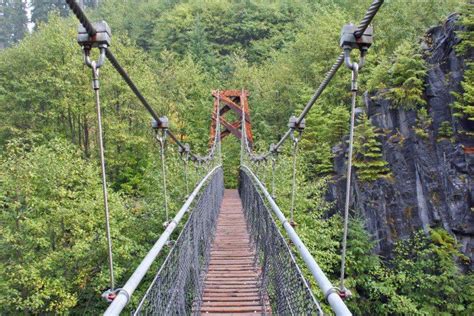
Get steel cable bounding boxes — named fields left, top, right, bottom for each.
left=289, top=138, right=299, bottom=226
left=156, top=130, right=169, bottom=224
left=65, top=0, right=96, bottom=36
left=91, top=63, right=115, bottom=291
left=339, top=62, right=359, bottom=294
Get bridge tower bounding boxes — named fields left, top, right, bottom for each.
left=210, top=90, right=254, bottom=146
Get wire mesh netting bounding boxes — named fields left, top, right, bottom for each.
left=239, top=169, right=323, bottom=315
left=134, top=168, right=224, bottom=315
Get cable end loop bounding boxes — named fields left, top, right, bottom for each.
left=338, top=287, right=353, bottom=300
left=102, top=288, right=129, bottom=303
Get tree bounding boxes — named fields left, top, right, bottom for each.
left=353, top=114, right=390, bottom=182
left=438, top=120, right=454, bottom=138
left=414, top=107, right=433, bottom=139
left=367, top=41, right=427, bottom=110
left=31, top=0, right=70, bottom=26
left=391, top=229, right=473, bottom=314
left=0, top=138, right=140, bottom=314
left=453, top=3, right=474, bottom=122
left=0, top=0, right=27, bottom=49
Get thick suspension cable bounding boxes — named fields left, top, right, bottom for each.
left=65, top=0, right=96, bottom=36
left=104, top=49, right=162, bottom=124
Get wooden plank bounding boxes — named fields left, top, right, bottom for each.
left=197, top=189, right=270, bottom=315
left=199, top=306, right=264, bottom=313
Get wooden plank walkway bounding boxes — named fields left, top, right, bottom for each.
left=198, top=189, right=268, bottom=315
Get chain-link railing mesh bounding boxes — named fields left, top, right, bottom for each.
left=134, top=168, right=224, bottom=315
left=239, top=169, right=323, bottom=315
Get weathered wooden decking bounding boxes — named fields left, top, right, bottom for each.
left=199, top=189, right=268, bottom=315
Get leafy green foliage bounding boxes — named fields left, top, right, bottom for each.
left=0, top=138, right=137, bottom=313
left=453, top=63, right=474, bottom=121
left=368, top=41, right=427, bottom=110
left=390, top=229, right=473, bottom=314
left=453, top=4, right=474, bottom=122
left=353, top=114, right=390, bottom=181
left=1, top=0, right=471, bottom=314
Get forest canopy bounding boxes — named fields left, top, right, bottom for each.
left=1, top=0, right=472, bottom=314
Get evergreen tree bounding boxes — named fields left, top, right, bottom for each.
left=31, top=0, right=69, bottom=26
left=328, top=105, right=350, bottom=145
left=311, top=141, right=334, bottom=175
left=353, top=114, right=390, bottom=182
left=438, top=120, right=454, bottom=138
left=0, top=0, right=27, bottom=49
left=453, top=3, right=474, bottom=122
left=367, top=41, right=427, bottom=110
left=455, top=1, right=474, bottom=55
left=453, top=64, right=474, bottom=121
left=414, top=107, right=432, bottom=139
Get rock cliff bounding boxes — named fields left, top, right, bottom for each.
left=329, top=14, right=473, bottom=266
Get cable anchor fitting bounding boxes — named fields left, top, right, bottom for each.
left=288, top=116, right=305, bottom=144
left=340, top=23, right=373, bottom=72
left=178, top=143, right=191, bottom=157
left=152, top=116, right=169, bottom=130
left=101, top=288, right=129, bottom=303
left=79, top=20, right=111, bottom=84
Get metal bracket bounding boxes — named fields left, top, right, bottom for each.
left=78, top=21, right=111, bottom=48
left=288, top=116, right=305, bottom=132
left=178, top=143, right=191, bottom=155
left=152, top=116, right=169, bottom=130
left=340, top=23, right=373, bottom=51
left=340, top=24, right=373, bottom=70
left=289, top=116, right=305, bottom=143
left=102, top=288, right=129, bottom=303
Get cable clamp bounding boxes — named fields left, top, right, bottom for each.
left=288, top=116, right=305, bottom=132
left=269, top=143, right=277, bottom=155
left=101, top=288, right=129, bottom=303
left=288, top=116, right=305, bottom=143
left=78, top=21, right=111, bottom=48
left=151, top=116, right=169, bottom=130
left=324, top=287, right=339, bottom=301
left=324, top=287, right=352, bottom=301
left=338, top=287, right=353, bottom=300
left=340, top=23, right=372, bottom=70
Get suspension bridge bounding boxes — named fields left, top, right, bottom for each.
left=63, top=1, right=384, bottom=315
